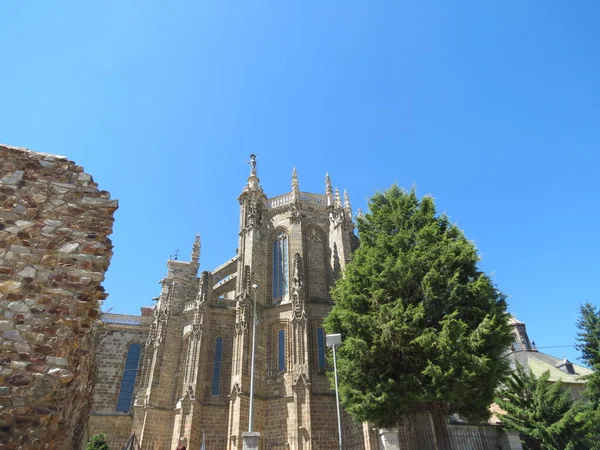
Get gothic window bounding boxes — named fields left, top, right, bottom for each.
left=278, top=329, right=286, bottom=372
left=316, top=327, right=326, bottom=372
left=273, top=231, right=289, bottom=304
left=116, top=343, right=141, bottom=413
left=211, top=337, right=223, bottom=396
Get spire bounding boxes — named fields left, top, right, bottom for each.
left=334, top=188, right=342, bottom=209
left=356, top=207, right=364, bottom=219
left=292, top=167, right=299, bottom=197
left=326, top=173, right=333, bottom=207
left=343, top=189, right=352, bottom=218
left=191, top=233, right=201, bottom=264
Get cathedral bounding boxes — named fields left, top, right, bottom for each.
left=89, top=158, right=379, bottom=449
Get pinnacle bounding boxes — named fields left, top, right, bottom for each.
left=292, top=167, right=299, bottom=194
left=334, top=188, right=342, bottom=209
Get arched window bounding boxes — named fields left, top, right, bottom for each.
left=316, top=327, right=326, bottom=372
left=278, top=329, right=286, bottom=372
left=273, top=231, right=289, bottom=304
left=116, top=343, right=142, bottom=413
left=211, top=337, right=223, bottom=396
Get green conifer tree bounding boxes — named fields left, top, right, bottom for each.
left=575, top=302, right=600, bottom=446
left=576, top=302, right=600, bottom=407
left=324, top=186, right=513, bottom=449
left=495, top=365, right=593, bottom=450
left=576, top=302, right=600, bottom=368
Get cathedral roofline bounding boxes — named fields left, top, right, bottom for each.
left=266, top=191, right=327, bottom=210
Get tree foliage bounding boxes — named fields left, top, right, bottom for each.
left=576, top=302, right=600, bottom=368
left=576, top=302, right=600, bottom=408
left=323, top=186, right=513, bottom=428
left=495, top=365, right=594, bottom=450
left=86, top=433, right=109, bottom=450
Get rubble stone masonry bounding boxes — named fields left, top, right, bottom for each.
left=0, top=144, right=118, bottom=449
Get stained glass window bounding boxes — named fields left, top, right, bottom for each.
left=211, top=337, right=223, bottom=396
left=116, top=343, right=141, bottom=412
left=316, top=327, right=326, bottom=371
left=278, top=329, right=286, bottom=372
left=273, top=231, right=289, bottom=304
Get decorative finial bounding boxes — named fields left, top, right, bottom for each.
left=326, top=173, right=333, bottom=206
left=173, top=249, right=179, bottom=261
left=356, top=207, right=363, bottom=219
left=334, top=188, right=342, bottom=209
left=292, top=167, right=299, bottom=196
left=247, top=154, right=257, bottom=175
left=243, top=154, right=261, bottom=191
left=343, top=189, right=352, bottom=217
left=191, top=233, right=201, bottom=264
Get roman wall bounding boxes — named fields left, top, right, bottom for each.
left=0, top=144, right=117, bottom=449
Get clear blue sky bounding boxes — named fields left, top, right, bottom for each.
left=2, top=1, right=599, bottom=364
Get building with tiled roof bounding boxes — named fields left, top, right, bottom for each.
left=505, top=316, right=592, bottom=400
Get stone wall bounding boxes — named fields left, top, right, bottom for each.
left=87, top=415, right=133, bottom=450
left=91, top=317, right=150, bottom=412
left=0, top=144, right=117, bottom=449
left=88, top=312, right=152, bottom=450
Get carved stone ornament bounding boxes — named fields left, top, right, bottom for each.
left=291, top=253, right=305, bottom=322
left=192, top=306, right=205, bottom=336
left=156, top=316, right=168, bottom=346
left=246, top=196, right=266, bottom=230
left=235, top=297, right=251, bottom=334
left=156, top=280, right=174, bottom=317
left=145, top=321, right=156, bottom=348
left=230, top=381, right=243, bottom=399
left=246, top=198, right=258, bottom=229
left=290, top=202, right=302, bottom=223
left=293, top=367, right=310, bottom=387
left=187, top=384, right=196, bottom=400
left=330, top=207, right=344, bottom=229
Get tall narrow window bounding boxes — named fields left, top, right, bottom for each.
left=211, top=337, right=223, bottom=396
left=278, top=329, right=286, bottom=372
left=273, top=231, right=289, bottom=304
left=116, top=343, right=141, bottom=413
left=316, top=327, right=326, bottom=371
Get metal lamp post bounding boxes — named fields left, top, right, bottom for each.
left=326, top=333, right=343, bottom=450
left=243, top=284, right=260, bottom=450
left=248, top=283, right=258, bottom=432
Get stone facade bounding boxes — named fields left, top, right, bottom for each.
left=89, top=159, right=526, bottom=450
left=91, top=163, right=380, bottom=449
left=0, top=144, right=118, bottom=449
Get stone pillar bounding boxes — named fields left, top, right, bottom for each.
left=242, top=431, right=260, bottom=450
left=0, top=144, right=118, bottom=449
left=379, top=428, right=401, bottom=450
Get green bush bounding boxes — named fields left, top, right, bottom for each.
left=86, top=433, right=109, bottom=450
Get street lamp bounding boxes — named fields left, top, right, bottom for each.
left=326, top=333, right=343, bottom=450
left=243, top=284, right=260, bottom=450
left=248, top=283, right=259, bottom=432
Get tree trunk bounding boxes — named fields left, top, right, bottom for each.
left=429, top=404, right=452, bottom=450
